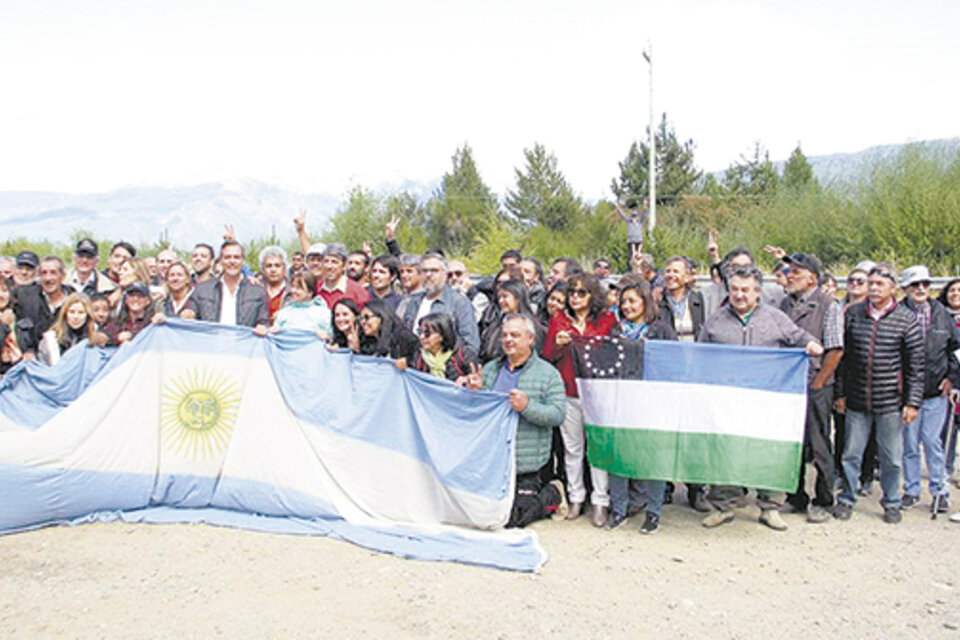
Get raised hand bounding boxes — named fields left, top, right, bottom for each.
left=385, top=214, right=400, bottom=241
left=223, top=224, right=236, bottom=242
left=294, top=209, right=307, bottom=232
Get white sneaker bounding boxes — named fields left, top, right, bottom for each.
left=949, top=511, right=960, bottom=523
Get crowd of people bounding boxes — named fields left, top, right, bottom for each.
left=2, top=214, right=959, bottom=535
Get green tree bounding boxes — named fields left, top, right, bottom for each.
left=505, top=143, right=584, bottom=231
left=782, top=144, right=818, bottom=191
left=611, top=113, right=702, bottom=208
left=321, top=186, right=385, bottom=251
left=426, top=144, right=500, bottom=255
left=723, top=142, right=780, bottom=197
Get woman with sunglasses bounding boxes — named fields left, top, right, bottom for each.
left=408, top=312, right=479, bottom=381
left=543, top=272, right=618, bottom=526
left=357, top=299, right=418, bottom=367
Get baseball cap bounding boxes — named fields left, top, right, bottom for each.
left=15, top=250, right=39, bottom=269
left=784, top=253, right=822, bottom=278
left=76, top=238, right=98, bottom=256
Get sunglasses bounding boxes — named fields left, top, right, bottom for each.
left=909, top=281, right=931, bottom=289
left=420, top=327, right=436, bottom=337
left=359, top=313, right=378, bottom=322
left=570, top=289, right=590, bottom=297
left=448, top=270, right=465, bottom=278
left=847, top=277, right=866, bottom=285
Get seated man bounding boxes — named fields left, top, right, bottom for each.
left=463, top=313, right=568, bottom=528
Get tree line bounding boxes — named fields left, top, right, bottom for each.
left=4, top=116, right=960, bottom=276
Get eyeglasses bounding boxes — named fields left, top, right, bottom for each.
left=910, top=281, right=931, bottom=289
left=847, top=277, right=866, bottom=285
left=359, top=313, right=377, bottom=323
left=570, top=289, right=590, bottom=297
left=420, top=327, right=436, bottom=337
left=448, top=270, right=465, bottom=278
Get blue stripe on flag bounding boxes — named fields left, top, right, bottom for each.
left=642, top=340, right=809, bottom=394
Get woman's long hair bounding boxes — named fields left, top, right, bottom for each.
left=359, top=298, right=412, bottom=357
left=50, top=293, right=97, bottom=347
left=331, top=298, right=361, bottom=348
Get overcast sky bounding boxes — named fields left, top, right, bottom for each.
left=1, top=0, right=957, bottom=199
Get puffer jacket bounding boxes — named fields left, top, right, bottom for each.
left=837, top=300, right=924, bottom=414
left=481, top=352, right=566, bottom=475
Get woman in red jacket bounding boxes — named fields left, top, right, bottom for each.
left=542, top=273, right=617, bottom=527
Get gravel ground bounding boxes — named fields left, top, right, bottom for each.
left=1, top=487, right=959, bottom=640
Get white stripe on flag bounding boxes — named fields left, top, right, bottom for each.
left=578, top=378, right=806, bottom=443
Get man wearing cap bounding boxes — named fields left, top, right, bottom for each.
left=67, top=239, right=116, bottom=296
left=779, top=253, right=844, bottom=523
left=14, top=256, right=73, bottom=359
left=898, top=265, right=960, bottom=513
left=698, top=264, right=824, bottom=531
left=13, top=251, right=40, bottom=287
left=834, top=263, right=924, bottom=524
left=103, top=242, right=136, bottom=285
left=191, top=244, right=216, bottom=283
left=316, top=243, right=370, bottom=309
left=304, top=243, right=326, bottom=285
left=192, top=241, right=269, bottom=334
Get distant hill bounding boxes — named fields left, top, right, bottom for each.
left=0, top=178, right=436, bottom=248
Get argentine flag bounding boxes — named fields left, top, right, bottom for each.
left=579, top=339, right=808, bottom=492
left=0, top=320, right=546, bottom=572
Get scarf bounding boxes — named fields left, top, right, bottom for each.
left=619, top=320, right=649, bottom=341
left=421, top=349, right=454, bottom=378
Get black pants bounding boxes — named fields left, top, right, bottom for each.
left=507, top=467, right=562, bottom=529
left=788, top=385, right=835, bottom=509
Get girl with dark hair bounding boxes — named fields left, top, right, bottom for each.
left=604, top=280, right=677, bottom=533
left=939, top=278, right=960, bottom=325
left=358, top=298, right=419, bottom=363
left=329, top=298, right=362, bottom=352
left=521, top=257, right=546, bottom=313
left=479, top=279, right=543, bottom=363
left=542, top=273, right=618, bottom=527
left=540, top=280, right=569, bottom=327
left=408, top=312, right=479, bottom=381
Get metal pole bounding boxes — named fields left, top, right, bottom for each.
left=644, top=42, right=656, bottom=233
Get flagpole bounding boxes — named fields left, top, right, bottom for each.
left=644, top=41, right=656, bottom=234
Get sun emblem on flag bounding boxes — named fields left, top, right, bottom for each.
left=160, top=367, right=241, bottom=461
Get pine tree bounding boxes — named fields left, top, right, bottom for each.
left=611, top=113, right=701, bottom=207
left=723, top=142, right=780, bottom=197
left=505, top=143, right=584, bottom=231
left=782, top=144, right=818, bottom=191
left=426, top=144, right=499, bottom=255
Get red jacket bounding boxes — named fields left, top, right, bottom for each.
left=542, top=311, right=617, bottom=397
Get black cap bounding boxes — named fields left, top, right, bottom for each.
left=111, top=241, right=137, bottom=258
left=76, top=238, right=98, bottom=256
left=784, top=252, right=821, bottom=278
left=15, top=250, right=39, bottom=269
left=124, top=282, right=150, bottom=297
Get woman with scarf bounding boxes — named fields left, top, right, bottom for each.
left=407, top=312, right=478, bottom=382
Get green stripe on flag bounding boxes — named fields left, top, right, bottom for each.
left=585, top=424, right=802, bottom=493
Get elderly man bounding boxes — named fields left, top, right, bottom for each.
left=698, top=265, right=824, bottom=531
left=66, top=239, right=116, bottom=296
left=316, top=243, right=370, bottom=309
left=13, top=251, right=39, bottom=287
left=463, top=313, right=568, bottom=527
left=400, top=253, right=479, bottom=353
left=0, top=256, right=14, bottom=282
left=447, top=259, right=487, bottom=322
left=779, top=253, right=844, bottom=523
left=703, top=246, right=786, bottom=317
left=834, top=264, right=924, bottom=524
left=897, top=265, right=960, bottom=513
left=193, top=241, right=269, bottom=334
left=258, top=246, right=288, bottom=325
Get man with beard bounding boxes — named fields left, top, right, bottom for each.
left=346, top=251, right=370, bottom=285
left=400, top=253, right=479, bottom=353
left=191, top=243, right=216, bottom=283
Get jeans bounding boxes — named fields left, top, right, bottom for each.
left=609, top=474, right=665, bottom=517
left=561, top=398, right=609, bottom=506
left=839, top=409, right=903, bottom=509
left=707, top=486, right=783, bottom=511
left=902, top=395, right=949, bottom=498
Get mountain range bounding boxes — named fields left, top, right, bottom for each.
left=1, top=138, right=957, bottom=248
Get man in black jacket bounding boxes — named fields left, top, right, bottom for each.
left=192, top=241, right=269, bottom=335
left=14, top=256, right=73, bottom=358
left=897, top=265, right=960, bottom=512
left=834, top=263, right=924, bottom=524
